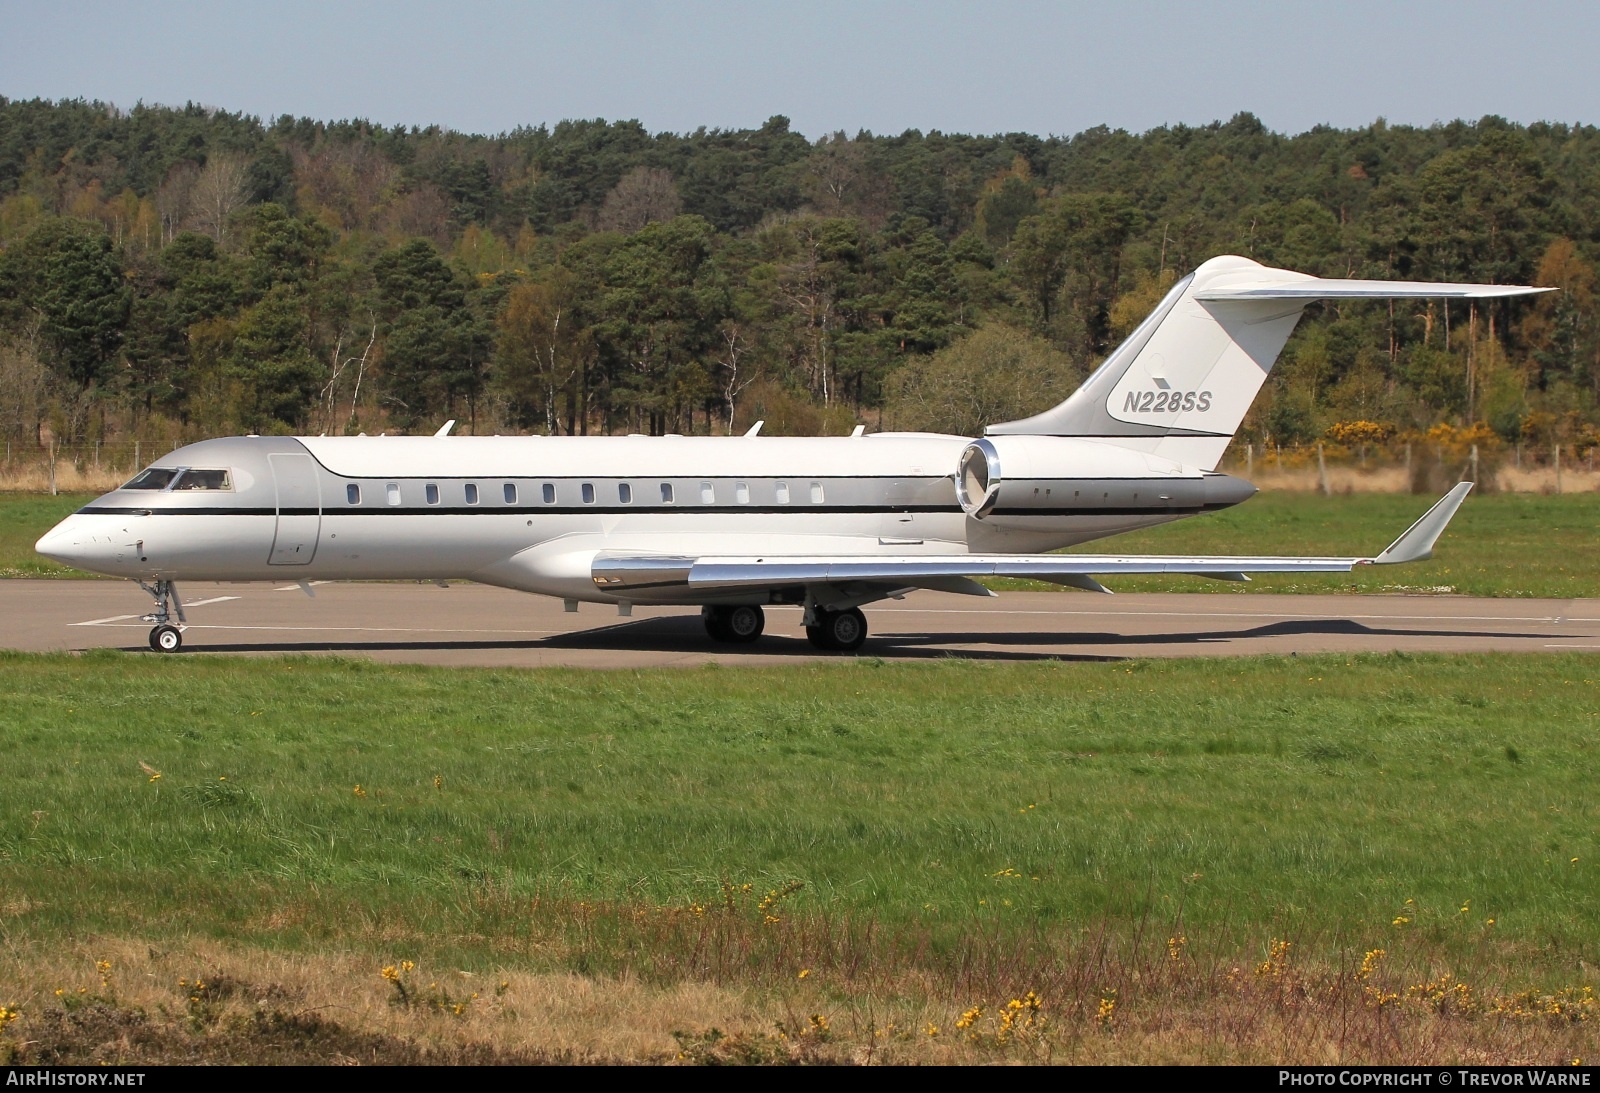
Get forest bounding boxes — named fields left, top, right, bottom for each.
left=1, top=97, right=1598, bottom=462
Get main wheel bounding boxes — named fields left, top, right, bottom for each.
left=702, top=606, right=730, bottom=642
left=705, top=605, right=766, bottom=643
left=724, top=605, right=764, bottom=642
left=150, top=624, right=183, bottom=653
left=807, top=608, right=867, bottom=653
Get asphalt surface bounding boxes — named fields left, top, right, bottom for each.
left=1, top=579, right=1596, bottom=666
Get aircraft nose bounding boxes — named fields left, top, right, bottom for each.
left=35, top=517, right=85, bottom=566
left=34, top=514, right=115, bottom=570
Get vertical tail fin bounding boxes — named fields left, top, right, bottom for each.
left=987, top=255, right=1553, bottom=470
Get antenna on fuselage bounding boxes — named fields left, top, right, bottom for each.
left=434, top=419, right=457, bottom=437
left=743, top=420, right=764, bottom=437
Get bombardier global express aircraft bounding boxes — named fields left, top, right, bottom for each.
left=36, top=256, right=1549, bottom=653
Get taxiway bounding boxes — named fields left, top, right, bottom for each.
left=0, top=580, right=1595, bottom=666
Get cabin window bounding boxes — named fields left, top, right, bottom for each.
left=542, top=483, right=556, bottom=504
left=618, top=483, right=632, bottom=504
left=660, top=483, right=674, bottom=503
left=809, top=482, right=824, bottom=504
left=775, top=482, right=790, bottom=504
left=386, top=483, right=401, bottom=506
left=735, top=482, right=750, bottom=504
left=465, top=483, right=479, bottom=505
left=425, top=483, right=440, bottom=505
left=700, top=482, right=715, bottom=504
left=346, top=484, right=361, bottom=505
left=172, top=469, right=231, bottom=491
left=123, top=468, right=177, bottom=490
left=503, top=483, right=517, bottom=504
left=582, top=483, right=596, bottom=504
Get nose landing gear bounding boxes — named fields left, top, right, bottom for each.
left=138, top=580, right=187, bottom=653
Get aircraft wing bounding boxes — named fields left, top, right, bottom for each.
left=592, top=483, right=1473, bottom=599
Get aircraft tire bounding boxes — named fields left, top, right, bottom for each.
left=725, top=605, right=764, bottom=642
left=702, top=607, right=731, bottom=642
left=150, top=624, right=183, bottom=653
left=808, top=609, right=866, bottom=653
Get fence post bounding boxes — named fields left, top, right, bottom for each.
left=1246, top=442, right=1253, bottom=478
left=134, top=439, right=140, bottom=473
left=1317, top=441, right=1331, bottom=496
left=1555, top=444, right=1562, bottom=495
left=48, top=442, right=57, bottom=496
left=1470, top=443, right=1479, bottom=483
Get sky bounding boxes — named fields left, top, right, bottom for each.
left=2, top=0, right=1597, bottom=140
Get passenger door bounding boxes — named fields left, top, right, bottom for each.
left=268, top=453, right=321, bottom=565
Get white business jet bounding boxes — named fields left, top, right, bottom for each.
left=36, top=256, right=1548, bottom=653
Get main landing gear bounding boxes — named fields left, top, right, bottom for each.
left=805, top=606, right=868, bottom=652
left=138, top=579, right=187, bottom=653
left=700, top=603, right=870, bottom=652
left=703, top=604, right=766, bottom=643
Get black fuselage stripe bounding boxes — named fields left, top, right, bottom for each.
left=79, top=503, right=1220, bottom=519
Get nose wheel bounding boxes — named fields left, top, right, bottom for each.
left=137, top=579, right=188, bottom=653
left=150, top=624, right=183, bottom=652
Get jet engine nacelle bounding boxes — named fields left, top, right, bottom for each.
left=955, top=435, right=1244, bottom=526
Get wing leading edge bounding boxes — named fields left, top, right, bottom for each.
left=591, top=483, right=1474, bottom=600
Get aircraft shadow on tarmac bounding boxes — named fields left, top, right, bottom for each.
left=117, top=614, right=1564, bottom=662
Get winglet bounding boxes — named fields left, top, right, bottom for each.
left=1372, top=482, right=1474, bottom=565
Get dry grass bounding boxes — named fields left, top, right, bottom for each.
left=1, top=912, right=1593, bottom=1065
left=1237, top=464, right=1600, bottom=495
left=1497, top=467, right=1600, bottom=494
left=1247, top=466, right=1412, bottom=493
left=0, top=461, right=128, bottom=494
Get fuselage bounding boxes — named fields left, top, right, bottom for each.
left=36, top=432, right=1255, bottom=605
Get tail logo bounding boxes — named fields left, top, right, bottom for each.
left=1121, top=390, right=1212, bottom=414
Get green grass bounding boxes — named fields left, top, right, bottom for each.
left=6, top=490, right=1599, bottom=595
left=0, top=493, right=96, bottom=578
left=1055, top=490, right=1600, bottom=597
left=1, top=653, right=1595, bottom=980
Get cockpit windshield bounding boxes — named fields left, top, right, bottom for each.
left=172, top=469, right=231, bottom=491
left=122, top=468, right=178, bottom=490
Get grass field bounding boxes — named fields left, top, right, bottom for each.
left=0, top=653, right=1595, bottom=1063
left=1059, top=489, right=1600, bottom=598
left=0, top=493, right=95, bottom=578
left=6, top=489, right=1600, bottom=596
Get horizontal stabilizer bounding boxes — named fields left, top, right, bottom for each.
left=1197, top=280, right=1553, bottom=301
